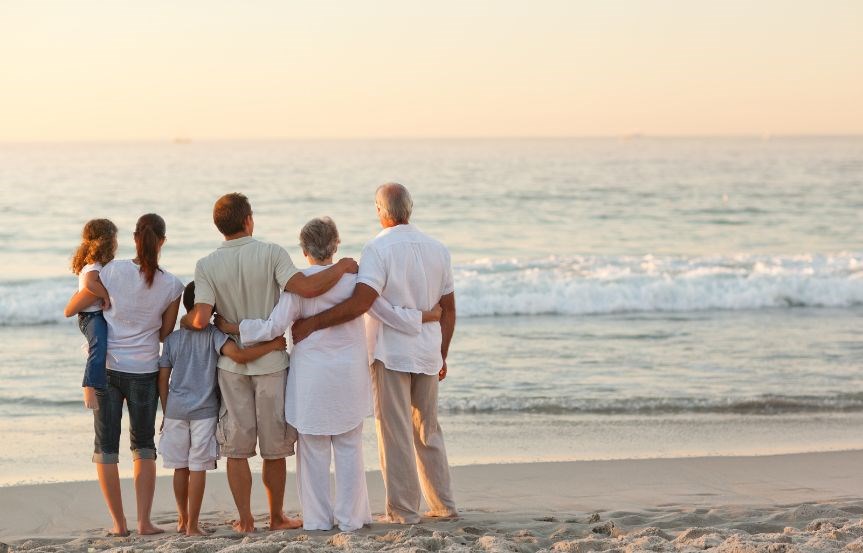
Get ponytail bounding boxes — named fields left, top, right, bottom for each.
left=134, top=213, right=166, bottom=287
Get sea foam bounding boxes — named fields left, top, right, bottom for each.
left=1, top=252, right=861, bottom=326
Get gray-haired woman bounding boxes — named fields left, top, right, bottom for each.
left=217, top=217, right=441, bottom=531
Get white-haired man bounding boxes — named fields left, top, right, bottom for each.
left=292, top=183, right=457, bottom=524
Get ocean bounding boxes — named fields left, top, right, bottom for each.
left=1, top=137, right=861, bottom=486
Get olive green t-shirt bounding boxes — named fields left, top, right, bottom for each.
left=194, top=236, right=298, bottom=375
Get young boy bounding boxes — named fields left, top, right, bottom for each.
left=158, top=281, right=287, bottom=536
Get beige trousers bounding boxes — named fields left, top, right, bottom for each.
left=371, top=360, right=457, bottom=523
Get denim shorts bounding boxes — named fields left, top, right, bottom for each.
left=93, top=370, right=159, bottom=464
left=78, top=311, right=108, bottom=389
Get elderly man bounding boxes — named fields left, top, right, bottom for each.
left=182, top=193, right=358, bottom=532
left=292, top=183, right=457, bottom=524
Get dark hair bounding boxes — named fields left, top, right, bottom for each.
left=71, top=218, right=118, bottom=274
left=213, top=193, right=252, bottom=236
left=183, top=281, right=196, bottom=313
left=134, top=213, right=166, bottom=287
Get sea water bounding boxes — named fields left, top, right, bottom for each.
left=0, top=137, right=861, bottom=485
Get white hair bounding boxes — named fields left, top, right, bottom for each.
left=376, top=182, right=413, bottom=224
left=299, top=217, right=340, bottom=261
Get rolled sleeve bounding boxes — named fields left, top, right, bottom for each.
left=193, top=260, right=217, bottom=307
left=357, top=244, right=386, bottom=295
left=442, top=250, right=455, bottom=295
left=273, top=245, right=299, bottom=291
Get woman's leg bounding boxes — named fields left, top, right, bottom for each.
left=332, top=423, right=371, bottom=531
left=127, top=372, right=163, bottom=535
left=297, top=433, right=335, bottom=530
left=133, top=458, right=163, bottom=534
left=93, top=377, right=127, bottom=535
left=95, top=463, right=128, bottom=536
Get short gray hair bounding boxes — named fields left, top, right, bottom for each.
left=376, top=182, right=413, bottom=224
left=299, top=217, right=340, bottom=261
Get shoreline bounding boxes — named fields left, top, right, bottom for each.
left=3, top=450, right=862, bottom=551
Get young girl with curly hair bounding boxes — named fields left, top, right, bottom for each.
left=64, top=218, right=118, bottom=409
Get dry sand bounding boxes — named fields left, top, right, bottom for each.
left=1, top=450, right=862, bottom=552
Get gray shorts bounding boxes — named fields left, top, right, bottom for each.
left=216, top=368, right=297, bottom=459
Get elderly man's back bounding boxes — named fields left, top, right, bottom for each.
left=358, top=223, right=454, bottom=375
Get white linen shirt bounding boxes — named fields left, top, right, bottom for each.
left=100, top=259, right=185, bottom=374
left=238, top=265, right=423, bottom=436
left=357, top=224, right=454, bottom=375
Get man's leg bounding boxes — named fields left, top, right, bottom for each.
left=296, top=433, right=335, bottom=530
left=332, top=423, right=371, bottom=531
left=411, top=373, right=457, bottom=517
left=372, top=361, right=421, bottom=524
left=254, top=370, right=302, bottom=530
left=217, top=369, right=260, bottom=532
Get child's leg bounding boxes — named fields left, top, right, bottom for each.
left=186, top=417, right=219, bottom=536
left=173, top=468, right=190, bottom=533
left=159, top=418, right=191, bottom=532
left=186, top=471, right=207, bottom=535
left=79, top=312, right=108, bottom=409
left=332, top=423, right=371, bottom=531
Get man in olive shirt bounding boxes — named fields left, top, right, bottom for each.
left=182, top=193, right=357, bottom=532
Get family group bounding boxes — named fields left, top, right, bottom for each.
left=64, top=184, right=457, bottom=537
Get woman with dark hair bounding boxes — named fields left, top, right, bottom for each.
left=67, top=213, right=184, bottom=536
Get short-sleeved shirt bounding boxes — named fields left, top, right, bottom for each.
left=159, top=325, right=229, bottom=420
left=357, top=224, right=455, bottom=375
left=100, top=259, right=185, bottom=374
left=78, top=262, right=104, bottom=313
left=194, top=236, right=298, bottom=376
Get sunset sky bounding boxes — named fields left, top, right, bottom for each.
left=2, top=0, right=862, bottom=141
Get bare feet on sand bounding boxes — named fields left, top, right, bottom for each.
left=83, top=387, right=98, bottom=410
left=138, top=522, right=165, bottom=535
left=177, top=514, right=186, bottom=533
left=232, top=518, right=256, bottom=533
left=186, top=525, right=208, bottom=536
left=270, top=513, right=303, bottom=530
left=107, top=522, right=130, bottom=537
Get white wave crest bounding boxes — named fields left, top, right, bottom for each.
left=455, top=252, right=863, bottom=316
left=1, top=253, right=862, bottom=326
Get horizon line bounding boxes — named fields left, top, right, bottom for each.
left=2, top=132, right=863, bottom=146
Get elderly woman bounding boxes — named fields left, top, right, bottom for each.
left=217, top=217, right=440, bottom=531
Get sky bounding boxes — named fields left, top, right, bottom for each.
left=2, top=0, right=862, bottom=141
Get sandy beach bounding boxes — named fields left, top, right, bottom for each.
left=2, top=450, right=862, bottom=552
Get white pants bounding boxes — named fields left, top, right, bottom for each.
left=295, top=423, right=371, bottom=531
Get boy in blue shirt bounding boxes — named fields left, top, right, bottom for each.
left=158, top=281, right=287, bottom=536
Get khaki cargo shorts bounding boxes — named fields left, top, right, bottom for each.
left=216, top=368, right=297, bottom=459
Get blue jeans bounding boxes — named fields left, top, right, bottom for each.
left=77, top=311, right=108, bottom=389
left=92, top=370, right=159, bottom=464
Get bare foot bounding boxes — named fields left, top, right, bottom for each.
left=232, top=518, right=256, bottom=533
left=138, top=522, right=165, bottom=535
left=270, top=513, right=303, bottom=530
left=186, top=525, right=207, bottom=536
left=107, top=522, right=130, bottom=537
left=83, top=387, right=99, bottom=410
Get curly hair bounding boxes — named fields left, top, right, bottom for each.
left=299, top=217, right=340, bottom=262
left=71, top=219, right=118, bottom=275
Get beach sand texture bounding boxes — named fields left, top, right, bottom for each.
left=2, top=450, right=862, bottom=552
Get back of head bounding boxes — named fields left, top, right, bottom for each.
left=182, top=281, right=196, bottom=313
left=134, top=213, right=166, bottom=287
left=299, top=217, right=340, bottom=262
left=71, top=218, right=118, bottom=274
left=375, top=183, right=413, bottom=225
left=213, top=193, right=252, bottom=236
